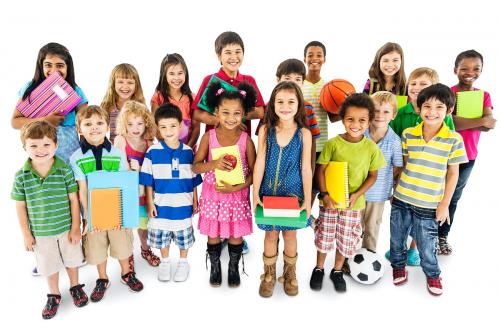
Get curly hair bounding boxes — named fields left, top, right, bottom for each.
left=116, top=101, right=156, bottom=140
left=205, top=80, right=257, bottom=114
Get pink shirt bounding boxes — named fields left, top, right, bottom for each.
left=451, top=85, right=493, bottom=160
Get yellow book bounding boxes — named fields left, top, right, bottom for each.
left=456, top=90, right=484, bottom=119
left=324, top=161, right=349, bottom=209
left=89, top=188, right=122, bottom=231
left=210, top=145, right=245, bottom=186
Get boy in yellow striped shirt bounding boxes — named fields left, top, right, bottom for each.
left=390, top=84, right=468, bottom=296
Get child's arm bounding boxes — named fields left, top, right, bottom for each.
left=245, top=106, right=265, bottom=120
left=349, top=170, right=378, bottom=209
left=193, top=109, right=219, bottom=127
left=192, top=187, right=199, bottom=214
left=252, top=126, right=268, bottom=213
left=300, top=128, right=313, bottom=217
left=310, top=139, right=317, bottom=174
left=145, top=186, right=157, bottom=218
left=11, top=106, right=65, bottom=129
left=77, top=180, right=89, bottom=235
left=187, top=118, right=201, bottom=148
left=316, top=164, right=336, bottom=209
left=192, top=133, right=233, bottom=174
left=436, top=164, right=460, bottom=225
left=453, top=107, right=495, bottom=131
left=16, top=201, right=35, bottom=251
left=67, top=191, right=82, bottom=244
left=326, top=112, right=342, bottom=123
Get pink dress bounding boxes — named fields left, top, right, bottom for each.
left=198, top=129, right=253, bottom=238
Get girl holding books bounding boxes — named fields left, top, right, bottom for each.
left=193, top=80, right=257, bottom=288
left=252, top=81, right=312, bottom=298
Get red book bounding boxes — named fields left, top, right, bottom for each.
left=263, top=196, right=300, bottom=218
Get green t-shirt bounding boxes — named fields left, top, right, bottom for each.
left=317, top=135, right=386, bottom=210
left=390, top=102, right=455, bottom=137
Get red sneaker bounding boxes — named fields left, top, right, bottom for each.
left=121, top=272, right=144, bottom=292
left=69, top=284, right=89, bottom=307
left=42, top=294, right=61, bottom=319
left=393, top=267, right=408, bottom=286
left=90, top=279, right=110, bottom=302
left=427, top=276, right=443, bottom=296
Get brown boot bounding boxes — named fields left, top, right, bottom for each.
left=278, top=253, right=298, bottom=296
left=259, top=253, right=277, bottom=297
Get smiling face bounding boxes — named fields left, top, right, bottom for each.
left=408, top=75, right=433, bottom=107
left=115, top=76, right=136, bottom=102
left=157, top=117, right=181, bottom=144
left=342, top=106, right=370, bottom=142
left=218, top=43, right=244, bottom=76
left=304, top=46, right=325, bottom=73
left=274, top=89, right=299, bottom=123
left=43, top=54, right=67, bottom=79
left=166, top=64, right=186, bottom=92
left=419, top=97, right=450, bottom=128
left=126, top=115, right=146, bottom=139
left=372, top=101, right=395, bottom=129
left=216, top=99, right=243, bottom=130
left=379, top=51, right=401, bottom=78
left=25, top=136, right=57, bottom=165
left=455, top=57, right=482, bottom=89
left=78, top=114, right=108, bottom=146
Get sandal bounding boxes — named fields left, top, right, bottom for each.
left=141, top=247, right=160, bottom=267
left=438, top=237, right=453, bottom=255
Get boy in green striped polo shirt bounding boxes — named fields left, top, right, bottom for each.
left=12, top=121, right=88, bottom=319
left=390, top=84, right=468, bottom=296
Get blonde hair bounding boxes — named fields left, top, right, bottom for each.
left=371, top=91, right=398, bottom=113
left=100, top=63, right=146, bottom=113
left=116, top=101, right=156, bottom=140
left=21, top=120, right=57, bottom=146
left=408, top=67, right=439, bottom=84
left=76, top=105, right=109, bottom=128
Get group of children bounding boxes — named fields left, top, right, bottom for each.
left=11, top=33, right=495, bottom=319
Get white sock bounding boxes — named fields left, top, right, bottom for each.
left=179, top=258, right=188, bottom=263
left=161, top=257, right=170, bottom=263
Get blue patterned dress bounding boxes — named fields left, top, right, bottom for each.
left=258, top=127, right=309, bottom=231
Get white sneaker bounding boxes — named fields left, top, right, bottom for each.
left=174, top=260, right=190, bottom=282
left=158, top=260, right=171, bottom=282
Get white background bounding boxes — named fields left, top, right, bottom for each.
left=0, top=0, right=499, bottom=328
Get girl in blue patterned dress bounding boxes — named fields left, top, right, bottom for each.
left=253, top=81, right=312, bottom=297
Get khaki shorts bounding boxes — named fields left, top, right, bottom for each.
left=34, top=231, right=85, bottom=276
left=83, top=229, right=134, bottom=265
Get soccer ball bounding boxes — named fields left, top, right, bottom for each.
left=348, top=248, right=385, bottom=285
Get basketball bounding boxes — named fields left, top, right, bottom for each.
left=319, top=79, right=356, bottom=114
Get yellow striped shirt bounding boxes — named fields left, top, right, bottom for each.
left=302, top=78, right=328, bottom=152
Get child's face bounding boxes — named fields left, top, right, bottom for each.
left=454, top=57, right=483, bottom=88
left=342, top=107, right=370, bottom=142
left=274, top=89, right=299, bottom=122
left=419, top=97, right=450, bottom=127
left=166, top=64, right=186, bottom=91
left=127, top=115, right=146, bottom=138
left=24, top=136, right=57, bottom=165
left=278, top=73, right=304, bottom=87
left=408, top=75, right=433, bottom=106
left=43, top=54, right=67, bottom=79
left=372, top=102, right=395, bottom=129
left=157, top=118, right=181, bottom=143
left=78, top=114, right=108, bottom=146
left=115, top=76, right=136, bottom=101
left=304, top=46, right=325, bottom=73
left=379, top=51, right=401, bottom=77
left=216, top=99, right=243, bottom=130
left=218, top=43, right=244, bottom=75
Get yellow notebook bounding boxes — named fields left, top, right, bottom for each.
left=396, top=95, right=408, bottom=109
left=456, top=90, right=484, bottom=119
left=324, top=161, right=349, bottom=209
left=211, top=145, right=245, bottom=186
left=90, top=188, right=122, bottom=231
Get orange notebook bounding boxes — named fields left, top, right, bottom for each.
left=89, top=188, right=122, bottom=231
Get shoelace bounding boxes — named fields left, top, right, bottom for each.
left=94, top=280, right=108, bottom=293
left=125, top=272, right=140, bottom=285
left=46, top=295, right=61, bottom=309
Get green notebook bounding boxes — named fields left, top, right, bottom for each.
left=255, top=205, right=307, bottom=228
left=396, top=95, right=408, bottom=109
left=198, top=75, right=238, bottom=114
left=456, top=90, right=484, bottom=119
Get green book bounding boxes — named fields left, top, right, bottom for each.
left=396, top=95, right=408, bottom=109
left=198, top=75, right=238, bottom=114
left=255, top=205, right=307, bottom=228
left=456, top=90, right=484, bottom=119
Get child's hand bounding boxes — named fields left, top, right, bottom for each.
left=436, top=203, right=450, bottom=226
left=300, top=202, right=311, bottom=219
left=68, top=228, right=82, bottom=244
left=45, top=111, right=66, bottom=126
left=215, top=181, right=237, bottom=193
left=147, top=203, right=157, bottom=219
left=347, top=192, right=360, bottom=209
left=193, top=197, right=199, bottom=214
left=213, top=156, right=235, bottom=172
left=253, top=193, right=263, bottom=214
left=481, top=116, right=496, bottom=129
left=23, top=233, right=35, bottom=252
left=322, top=195, right=335, bottom=209
left=129, top=159, right=140, bottom=171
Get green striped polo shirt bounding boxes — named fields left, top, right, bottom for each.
left=11, top=157, right=78, bottom=237
left=394, top=123, right=468, bottom=209
left=69, top=145, right=127, bottom=181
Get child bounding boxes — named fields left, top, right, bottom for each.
left=12, top=121, right=88, bottom=319
left=114, top=101, right=160, bottom=269
left=362, top=92, right=403, bottom=252
left=12, top=42, right=88, bottom=164
left=253, top=81, right=313, bottom=297
left=363, top=42, right=406, bottom=96
left=151, top=53, right=200, bottom=148
left=70, top=106, right=144, bottom=302
left=390, top=83, right=468, bottom=296
left=311, top=93, right=386, bottom=292
left=101, top=63, right=146, bottom=143
left=442, top=50, right=496, bottom=254
left=193, top=81, right=257, bottom=287
left=140, top=104, right=202, bottom=282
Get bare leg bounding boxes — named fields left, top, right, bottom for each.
left=334, top=248, right=345, bottom=271
left=282, top=230, right=297, bottom=257
left=46, top=272, right=60, bottom=295
left=96, top=261, right=108, bottom=279
left=264, top=231, right=279, bottom=257
left=138, top=229, right=149, bottom=250
left=66, top=267, right=79, bottom=287
left=316, top=250, right=327, bottom=269
left=160, top=247, right=170, bottom=258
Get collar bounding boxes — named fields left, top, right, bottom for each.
left=160, top=140, right=182, bottom=152
left=402, top=102, right=416, bottom=114
left=411, top=122, right=451, bottom=138
left=80, top=137, right=112, bottom=154
left=23, top=156, right=66, bottom=176
left=217, top=67, right=243, bottom=84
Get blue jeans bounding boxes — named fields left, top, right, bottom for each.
left=439, top=160, right=475, bottom=238
left=390, top=198, right=440, bottom=278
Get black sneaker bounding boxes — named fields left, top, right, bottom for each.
left=309, top=267, right=325, bottom=291
left=121, top=272, right=144, bottom=292
left=90, top=279, right=110, bottom=302
left=330, top=270, right=346, bottom=292
left=42, top=294, right=61, bottom=319
left=69, top=284, right=89, bottom=307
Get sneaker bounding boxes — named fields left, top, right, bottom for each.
left=309, top=267, right=325, bottom=291
left=121, top=272, right=144, bottom=292
left=438, top=236, right=453, bottom=255
left=427, top=276, right=443, bottom=296
left=90, top=279, right=110, bottom=302
left=69, top=284, right=88, bottom=307
left=392, top=267, right=408, bottom=286
left=158, top=259, right=171, bottom=282
left=407, top=248, right=421, bottom=266
left=42, top=294, right=61, bottom=319
left=242, top=239, right=250, bottom=254
left=32, top=266, right=41, bottom=276
left=174, top=260, right=190, bottom=282
left=330, top=270, right=346, bottom=292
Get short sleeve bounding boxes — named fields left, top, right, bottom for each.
left=117, top=149, right=128, bottom=171
left=11, top=171, right=26, bottom=201
left=151, top=91, right=164, bottom=107
left=369, top=146, right=387, bottom=171
left=69, top=152, right=86, bottom=181
left=316, top=139, right=334, bottom=164
left=74, top=86, right=88, bottom=107
left=484, top=91, right=493, bottom=108
left=392, top=136, right=403, bottom=167
left=192, top=173, right=203, bottom=188
left=448, top=135, right=468, bottom=165
left=139, top=150, right=154, bottom=187
left=444, top=114, right=455, bottom=131
left=362, top=79, right=371, bottom=94
left=401, top=131, right=408, bottom=157
left=63, top=167, right=78, bottom=193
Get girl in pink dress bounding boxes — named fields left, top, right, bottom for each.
left=193, top=80, right=257, bottom=287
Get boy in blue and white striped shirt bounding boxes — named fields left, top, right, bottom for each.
left=140, top=104, right=202, bottom=282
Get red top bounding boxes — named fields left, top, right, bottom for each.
left=263, top=196, right=300, bottom=210
left=125, top=138, right=149, bottom=206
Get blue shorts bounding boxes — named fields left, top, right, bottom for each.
left=147, top=226, right=195, bottom=250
